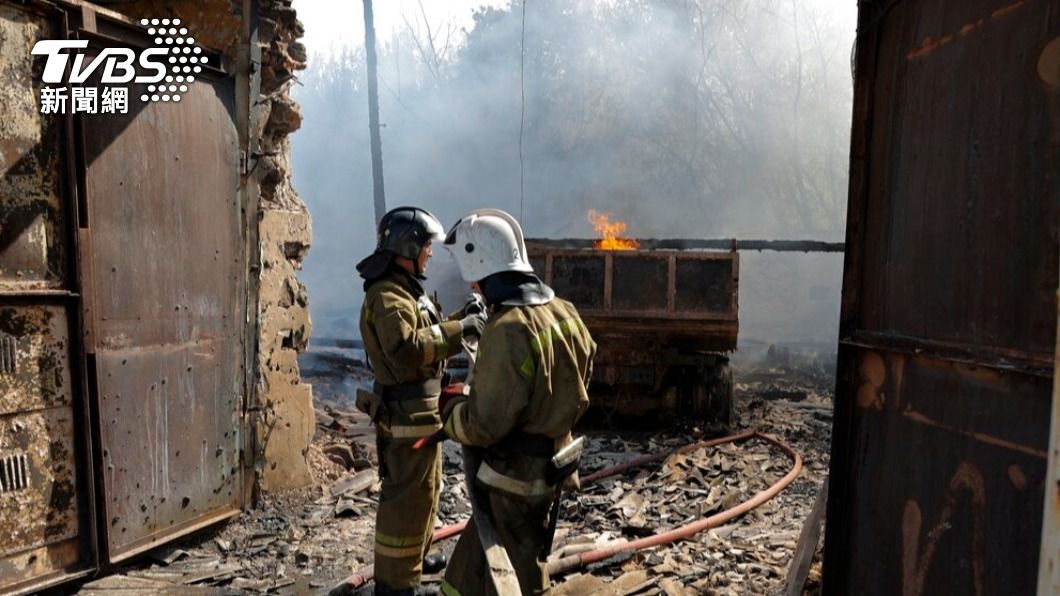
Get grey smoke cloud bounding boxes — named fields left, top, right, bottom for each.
left=291, top=0, right=856, bottom=347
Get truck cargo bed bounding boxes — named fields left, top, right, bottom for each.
left=527, top=245, right=739, bottom=352
left=527, top=242, right=739, bottom=428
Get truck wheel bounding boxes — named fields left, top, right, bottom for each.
left=694, top=359, right=733, bottom=431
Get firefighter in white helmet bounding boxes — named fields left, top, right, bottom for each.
left=439, top=209, right=596, bottom=595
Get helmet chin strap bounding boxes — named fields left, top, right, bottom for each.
left=398, top=251, right=427, bottom=280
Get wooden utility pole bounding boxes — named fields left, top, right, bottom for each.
left=363, top=0, right=386, bottom=223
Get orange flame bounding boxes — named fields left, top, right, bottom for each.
left=587, top=210, right=640, bottom=250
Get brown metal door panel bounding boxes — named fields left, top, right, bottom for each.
left=80, top=65, right=244, bottom=561
left=854, top=0, right=1060, bottom=356
left=827, top=1, right=1060, bottom=594
left=0, top=3, right=67, bottom=293
left=1041, top=281, right=1060, bottom=594
left=94, top=348, right=240, bottom=556
left=830, top=348, right=1049, bottom=595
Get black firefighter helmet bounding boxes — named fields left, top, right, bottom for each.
left=357, top=206, right=446, bottom=280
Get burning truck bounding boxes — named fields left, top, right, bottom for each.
left=527, top=212, right=738, bottom=429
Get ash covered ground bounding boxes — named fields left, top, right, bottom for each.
left=78, top=345, right=833, bottom=596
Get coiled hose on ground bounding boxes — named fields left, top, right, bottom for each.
left=331, top=429, right=802, bottom=592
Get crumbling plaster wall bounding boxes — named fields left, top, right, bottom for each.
left=252, top=0, right=313, bottom=492
left=110, top=0, right=314, bottom=492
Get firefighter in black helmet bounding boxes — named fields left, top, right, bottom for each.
left=356, top=207, right=486, bottom=595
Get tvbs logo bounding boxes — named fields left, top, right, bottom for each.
left=32, top=18, right=207, bottom=115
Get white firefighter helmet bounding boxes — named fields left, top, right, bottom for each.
left=444, top=209, right=534, bottom=282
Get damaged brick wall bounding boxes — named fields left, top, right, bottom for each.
left=252, top=0, right=314, bottom=491
left=106, top=0, right=315, bottom=491
left=256, top=211, right=313, bottom=490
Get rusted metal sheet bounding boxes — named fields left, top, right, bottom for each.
left=527, top=244, right=737, bottom=426
left=0, top=305, right=74, bottom=419
left=527, top=245, right=738, bottom=353
left=1040, top=282, right=1060, bottom=594
left=78, top=19, right=245, bottom=561
left=825, top=1, right=1060, bottom=594
left=831, top=349, right=1050, bottom=594
left=0, top=3, right=67, bottom=292
left=0, top=305, right=85, bottom=592
left=0, top=2, right=96, bottom=594
left=612, top=254, right=667, bottom=311
left=528, top=247, right=739, bottom=324
left=550, top=254, right=606, bottom=309
left=674, top=257, right=735, bottom=315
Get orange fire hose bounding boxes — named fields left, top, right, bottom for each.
left=331, top=430, right=801, bottom=591
left=547, top=430, right=802, bottom=575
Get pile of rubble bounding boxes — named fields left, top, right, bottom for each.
left=80, top=356, right=832, bottom=595
left=457, top=360, right=832, bottom=595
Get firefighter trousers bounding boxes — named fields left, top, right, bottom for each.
left=373, top=396, right=443, bottom=590
left=441, top=488, right=554, bottom=596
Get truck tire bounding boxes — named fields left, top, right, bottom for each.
left=694, top=358, right=733, bottom=431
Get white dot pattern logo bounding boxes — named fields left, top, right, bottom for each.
left=138, top=17, right=203, bottom=104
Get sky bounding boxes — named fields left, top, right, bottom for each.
left=294, top=0, right=510, bottom=57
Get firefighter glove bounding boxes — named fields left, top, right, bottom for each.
left=460, top=312, right=487, bottom=338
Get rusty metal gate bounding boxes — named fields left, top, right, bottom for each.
left=0, top=3, right=249, bottom=592
left=825, top=1, right=1059, bottom=595
left=75, top=10, right=246, bottom=563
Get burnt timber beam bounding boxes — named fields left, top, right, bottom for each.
left=525, top=238, right=845, bottom=253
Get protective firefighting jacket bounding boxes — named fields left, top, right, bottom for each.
left=361, top=267, right=465, bottom=385
left=443, top=297, right=596, bottom=498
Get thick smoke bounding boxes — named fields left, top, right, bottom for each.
left=291, top=0, right=856, bottom=351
